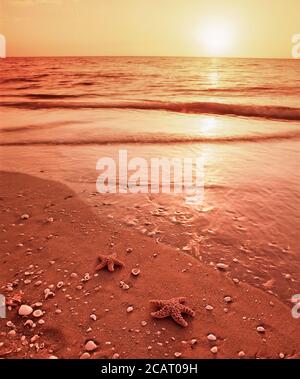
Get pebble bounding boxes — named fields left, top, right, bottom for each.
left=70, top=273, right=78, bottom=278
left=174, top=352, right=182, bottom=358
left=224, top=296, right=233, bottom=303
left=238, top=351, right=246, bottom=357
left=279, top=353, right=285, bottom=359
left=55, top=309, right=62, bottom=314
left=191, top=339, right=197, bottom=345
left=85, top=340, right=97, bottom=352
left=33, top=309, right=43, bottom=318
left=21, top=214, right=30, bottom=220
left=205, top=305, right=214, bottom=311
left=210, top=346, right=218, bottom=354
left=49, top=355, right=58, bottom=359
left=207, top=334, right=217, bottom=341
left=18, top=305, right=33, bottom=317
left=8, top=330, right=16, bottom=337
left=141, top=321, right=147, bottom=327
left=112, top=353, right=120, bottom=359
left=216, top=263, right=228, bottom=271
left=30, top=335, right=39, bottom=343
left=80, top=352, right=91, bottom=359
left=90, top=314, right=97, bottom=321
left=127, top=306, right=134, bottom=313
left=256, top=326, right=265, bottom=333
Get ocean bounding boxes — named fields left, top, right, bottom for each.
left=0, top=56, right=299, bottom=303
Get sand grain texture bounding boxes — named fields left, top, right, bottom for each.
left=0, top=171, right=299, bottom=359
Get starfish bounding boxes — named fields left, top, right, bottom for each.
left=95, top=253, right=124, bottom=272
left=150, top=297, right=195, bottom=327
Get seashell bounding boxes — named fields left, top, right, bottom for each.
left=82, top=273, right=91, bottom=282
left=131, top=268, right=140, bottom=276
left=33, top=309, right=43, bottom=318
left=257, top=326, right=265, bottom=333
left=18, top=305, right=33, bottom=317
left=216, top=263, right=228, bottom=271
left=119, top=281, right=129, bottom=290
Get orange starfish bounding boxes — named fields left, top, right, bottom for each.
left=96, top=254, right=124, bottom=272
left=150, top=297, right=195, bottom=327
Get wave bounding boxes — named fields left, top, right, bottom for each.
left=0, top=74, right=49, bottom=84
left=25, top=94, right=88, bottom=100
left=1, top=100, right=300, bottom=121
left=1, top=129, right=300, bottom=146
left=0, top=93, right=84, bottom=99
left=0, top=120, right=89, bottom=133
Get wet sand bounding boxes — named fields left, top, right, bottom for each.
left=0, top=171, right=299, bottom=359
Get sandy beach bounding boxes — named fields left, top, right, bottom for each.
left=0, top=171, right=299, bottom=359
left=1, top=0, right=300, bottom=365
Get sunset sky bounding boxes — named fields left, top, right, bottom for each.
left=0, top=0, right=299, bottom=58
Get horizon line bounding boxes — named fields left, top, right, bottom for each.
left=1, top=55, right=296, bottom=60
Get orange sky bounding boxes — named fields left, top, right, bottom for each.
left=0, top=0, right=299, bottom=57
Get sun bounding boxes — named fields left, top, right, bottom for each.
left=199, top=22, right=233, bottom=56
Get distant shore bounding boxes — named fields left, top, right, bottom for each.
left=0, top=171, right=299, bottom=359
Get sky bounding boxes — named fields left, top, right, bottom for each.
left=0, top=0, right=299, bottom=58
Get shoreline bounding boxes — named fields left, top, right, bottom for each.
left=0, top=171, right=299, bottom=359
